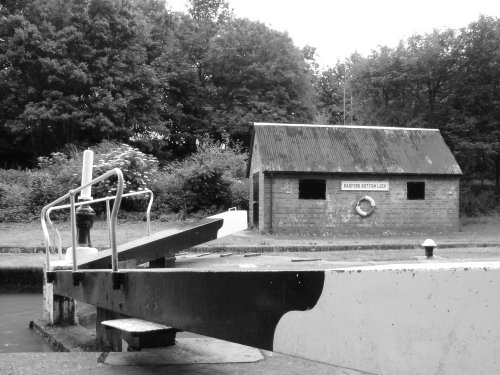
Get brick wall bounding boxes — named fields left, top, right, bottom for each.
left=259, top=174, right=459, bottom=234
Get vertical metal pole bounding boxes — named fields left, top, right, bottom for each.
left=41, top=208, right=51, bottom=271
left=343, top=78, right=346, bottom=125
left=146, top=191, right=153, bottom=236
left=106, top=198, right=112, bottom=247
left=351, top=92, right=353, bottom=124
left=111, top=169, right=124, bottom=273
left=70, top=193, right=78, bottom=272
left=46, top=208, right=63, bottom=259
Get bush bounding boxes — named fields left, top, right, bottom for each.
left=0, top=138, right=248, bottom=222
left=0, top=169, right=30, bottom=185
left=29, top=151, right=81, bottom=211
left=152, top=136, right=248, bottom=217
left=460, top=182, right=499, bottom=217
left=26, top=172, right=60, bottom=212
left=151, top=172, right=186, bottom=214
left=33, top=142, right=159, bottom=212
left=0, top=142, right=161, bottom=220
left=91, top=142, right=159, bottom=211
left=0, top=169, right=32, bottom=222
left=228, top=178, right=249, bottom=210
left=152, top=164, right=232, bottom=216
left=182, top=163, right=232, bottom=214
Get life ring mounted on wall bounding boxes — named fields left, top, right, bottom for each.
left=356, top=195, right=376, bottom=217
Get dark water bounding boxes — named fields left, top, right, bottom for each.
left=0, top=294, right=52, bottom=352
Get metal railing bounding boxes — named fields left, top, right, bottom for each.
left=45, top=189, right=154, bottom=261
left=41, top=168, right=126, bottom=272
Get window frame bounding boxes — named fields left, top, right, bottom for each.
left=299, top=179, right=326, bottom=200
left=407, top=181, right=425, bottom=200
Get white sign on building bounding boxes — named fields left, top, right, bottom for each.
left=341, top=181, right=389, bottom=191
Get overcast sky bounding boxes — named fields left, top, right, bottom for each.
left=167, top=0, right=500, bottom=68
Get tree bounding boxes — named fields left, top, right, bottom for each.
left=0, top=0, right=172, bottom=165
left=319, top=16, right=500, bottom=186
left=317, top=55, right=361, bottom=125
left=206, top=18, right=316, bottom=145
left=446, top=16, right=500, bottom=184
left=159, top=5, right=317, bottom=153
left=1, top=0, right=320, bottom=165
left=147, top=0, right=232, bottom=158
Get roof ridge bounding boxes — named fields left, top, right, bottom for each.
left=254, top=122, right=336, bottom=128
left=253, top=123, right=439, bottom=132
left=334, top=125, right=439, bottom=132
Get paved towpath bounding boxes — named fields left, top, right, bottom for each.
left=2, top=235, right=500, bottom=270
left=2, top=217, right=500, bottom=268
left=0, top=350, right=370, bottom=375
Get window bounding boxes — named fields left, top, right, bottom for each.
left=407, top=181, right=425, bottom=200
left=299, top=179, right=326, bottom=199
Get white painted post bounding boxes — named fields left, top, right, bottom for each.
left=42, top=262, right=54, bottom=324
left=80, top=150, right=94, bottom=201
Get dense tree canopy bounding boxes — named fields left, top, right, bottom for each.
left=206, top=18, right=316, bottom=144
left=0, top=0, right=170, bottom=164
left=0, top=0, right=316, bottom=165
left=318, top=16, right=500, bottom=185
left=1, top=0, right=500, bottom=191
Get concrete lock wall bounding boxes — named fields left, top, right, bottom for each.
left=256, top=174, right=459, bottom=234
left=273, top=261, right=500, bottom=375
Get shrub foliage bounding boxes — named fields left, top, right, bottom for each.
left=152, top=136, right=248, bottom=216
left=0, top=138, right=248, bottom=222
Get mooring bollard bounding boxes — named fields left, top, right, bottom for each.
left=422, top=238, right=436, bottom=258
left=76, top=202, right=95, bottom=247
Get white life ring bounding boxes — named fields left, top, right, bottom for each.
left=356, top=195, right=376, bottom=217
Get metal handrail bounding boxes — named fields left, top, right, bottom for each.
left=45, top=189, right=154, bottom=258
left=41, top=168, right=124, bottom=272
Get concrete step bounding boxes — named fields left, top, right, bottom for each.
left=101, top=318, right=173, bottom=334
left=101, top=318, right=176, bottom=351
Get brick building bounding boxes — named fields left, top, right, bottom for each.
left=247, top=123, right=462, bottom=234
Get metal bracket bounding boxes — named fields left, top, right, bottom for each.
left=112, top=272, right=127, bottom=290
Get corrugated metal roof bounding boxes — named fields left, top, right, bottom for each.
left=251, top=123, right=462, bottom=175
